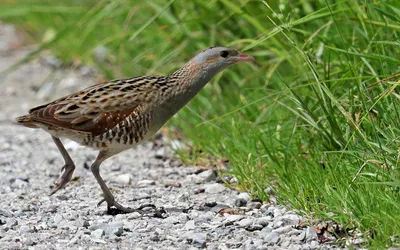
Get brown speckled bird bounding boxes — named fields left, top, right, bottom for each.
left=15, top=46, right=255, bottom=214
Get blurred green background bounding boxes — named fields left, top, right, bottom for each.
left=1, top=0, right=399, bottom=247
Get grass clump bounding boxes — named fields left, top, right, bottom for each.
left=1, top=0, right=399, bottom=247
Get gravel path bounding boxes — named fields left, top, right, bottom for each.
left=0, top=22, right=337, bottom=250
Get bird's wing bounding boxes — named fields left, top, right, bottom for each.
left=28, top=76, right=162, bottom=136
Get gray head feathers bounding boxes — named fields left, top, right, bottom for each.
left=192, top=46, right=239, bottom=65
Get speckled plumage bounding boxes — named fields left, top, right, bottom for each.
left=15, top=46, right=255, bottom=214
left=19, top=76, right=178, bottom=154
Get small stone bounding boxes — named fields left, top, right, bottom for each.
left=165, top=235, right=179, bottom=242
left=236, top=218, right=253, bottom=227
left=305, top=227, right=318, bottom=242
left=227, top=176, right=238, bottom=184
left=41, top=55, right=62, bottom=68
left=11, top=179, right=28, bottom=188
left=13, top=175, right=29, bottom=183
left=155, top=147, right=167, bottom=159
left=264, top=231, right=280, bottom=245
left=273, top=208, right=283, bottom=217
left=352, top=238, right=366, bottom=245
left=65, top=141, right=81, bottom=150
left=56, top=195, right=69, bottom=201
left=286, top=229, right=300, bottom=236
left=93, top=45, right=108, bottom=63
left=91, top=229, right=105, bottom=239
left=111, top=227, right=123, bottom=237
left=185, top=220, right=195, bottom=230
left=273, top=220, right=284, bottom=229
left=90, top=222, right=124, bottom=236
left=111, top=164, right=121, bottom=171
left=237, top=192, right=250, bottom=201
left=36, top=222, right=47, bottom=231
left=267, top=206, right=275, bottom=214
left=203, top=183, right=225, bottom=193
left=234, top=198, right=247, bottom=207
left=310, top=240, right=319, bottom=248
left=197, top=170, right=217, bottom=182
left=79, top=219, right=90, bottom=228
left=150, top=231, right=160, bottom=241
left=185, top=232, right=207, bottom=246
left=164, top=181, right=181, bottom=188
left=245, top=224, right=264, bottom=232
left=224, top=214, right=244, bottom=223
left=53, top=214, right=63, bottom=225
left=115, top=174, right=132, bottom=185
left=79, top=65, right=94, bottom=76
left=69, top=236, right=79, bottom=245
left=48, top=222, right=57, bottom=229
left=137, top=179, right=155, bottom=187
left=6, top=218, right=18, bottom=227
left=281, top=240, right=291, bottom=248
left=255, top=217, right=270, bottom=227
left=243, top=238, right=263, bottom=249
left=68, top=226, right=78, bottom=233
left=281, top=214, right=301, bottom=226
left=169, top=139, right=186, bottom=151
left=128, top=212, right=141, bottom=219
left=258, top=226, right=273, bottom=238
left=24, top=238, right=36, bottom=246
left=243, top=239, right=253, bottom=249
left=20, top=225, right=35, bottom=233
left=205, top=201, right=217, bottom=207
left=288, top=245, right=302, bottom=250
left=91, top=239, right=107, bottom=244
left=104, top=223, right=124, bottom=237
left=264, top=186, right=273, bottom=194
left=254, top=239, right=263, bottom=248
left=275, top=226, right=293, bottom=235
left=292, top=231, right=306, bottom=243
left=187, top=175, right=204, bottom=184
left=194, top=211, right=214, bottom=223
left=164, top=216, right=180, bottom=225
left=210, top=203, right=231, bottom=212
left=0, top=208, right=12, bottom=217
left=247, top=201, right=262, bottom=209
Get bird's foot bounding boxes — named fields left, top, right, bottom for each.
left=50, top=163, right=75, bottom=195
left=97, top=198, right=166, bottom=217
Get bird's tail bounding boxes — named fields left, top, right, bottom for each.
left=15, top=114, right=39, bottom=128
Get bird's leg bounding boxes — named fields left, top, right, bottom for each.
left=50, top=136, right=76, bottom=195
left=91, top=152, right=165, bottom=216
left=90, top=152, right=136, bottom=214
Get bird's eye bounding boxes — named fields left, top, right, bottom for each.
left=220, top=50, right=229, bottom=58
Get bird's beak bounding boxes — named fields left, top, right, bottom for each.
left=235, top=52, right=256, bottom=62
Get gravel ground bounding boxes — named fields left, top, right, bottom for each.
left=0, top=22, right=340, bottom=250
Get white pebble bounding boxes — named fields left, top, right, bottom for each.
left=116, top=173, right=133, bottom=185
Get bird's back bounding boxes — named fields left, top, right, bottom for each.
left=15, top=75, right=175, bottom=153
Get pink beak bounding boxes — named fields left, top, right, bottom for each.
left=235, top=52, right=256, bottom=62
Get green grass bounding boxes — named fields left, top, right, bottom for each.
left=1, top=0, right=400, bottom=247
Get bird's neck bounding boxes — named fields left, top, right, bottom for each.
left=170, top=61, right=217, bottom=96
left=170, top=61, right=220, bottom=102
left=152, top=63, right=216, bottom=125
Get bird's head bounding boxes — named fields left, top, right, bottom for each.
left=191, top=46, right=255, bottom=76
left=171, top=46, right=255, bottom=92
left=164, top=46, right=255, bottom=113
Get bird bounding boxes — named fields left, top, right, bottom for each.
left=15, top=46, right=255, bottom=214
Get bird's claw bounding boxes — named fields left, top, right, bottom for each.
left=99, top=199, right=166, bottom=217
left=97, top=198, right=106, bottom=207
left=49, top=164, right=75, bottom=195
